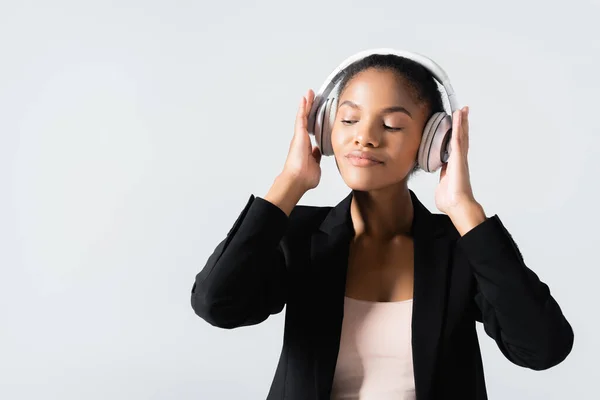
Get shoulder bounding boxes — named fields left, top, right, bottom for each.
left=286, top=203, right=332, bottom=236
left=240, top=194, right=333, bottom=237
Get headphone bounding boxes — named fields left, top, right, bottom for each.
left=306, top=48, right=460, bottom=173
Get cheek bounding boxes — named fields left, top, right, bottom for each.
left=391, top=132, right=421, bottom=157
left=330, top=126, right=345, bottom=154
left=375, top=137, right=420, bottom=175
left=331, top=131, right=349, bottom=174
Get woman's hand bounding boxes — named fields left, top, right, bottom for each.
left=435, top=106, right=477, bottom=214
left=281, top=89, right=322, bottom=192
left=435, top=106, right=487, bottom=235
left=264, top=90, right=322, bottom=216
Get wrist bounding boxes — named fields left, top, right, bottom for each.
left=275, top=172, right=308, bottom=198
left=448, top=201, right=487, bottom=236
left=264, top=173, right=306, bottom=216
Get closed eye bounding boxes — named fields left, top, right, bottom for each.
left=384, top=125, right=403, bottom=131
left=341, top=120, right=403, bottom=131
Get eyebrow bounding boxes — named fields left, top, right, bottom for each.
left=338, top=100, right=413, bottom=118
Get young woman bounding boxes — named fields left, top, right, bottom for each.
left=190, top=49, right=574, bottom=400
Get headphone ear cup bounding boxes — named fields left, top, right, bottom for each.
left=418, top=112, right=453, bottom=173
left=321, top=95, right=338, bottom=156
left=312, top=98, right=328, bottom=154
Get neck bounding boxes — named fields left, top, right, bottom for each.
left=350, top=182, right=414, bottom=240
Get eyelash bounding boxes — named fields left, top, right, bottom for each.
left=341, top=120, right=403, bottom=131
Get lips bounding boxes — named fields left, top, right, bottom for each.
left=345, top=150, right=384, bottom=163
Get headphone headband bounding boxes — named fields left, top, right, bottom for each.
left=307, top=48, right=460, bottom=135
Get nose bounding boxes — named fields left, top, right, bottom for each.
left=354, top=125, right=381, bottom=148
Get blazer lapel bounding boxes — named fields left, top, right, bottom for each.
left=309, top=189, right=453, bottom=400
left=310, top=192, right=354, bottom=399
left=410, top=190, right=454, bottom=400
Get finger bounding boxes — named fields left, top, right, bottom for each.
left=307, top=89, right=315, bottom=109
left=302, top=91, right=315, bottom=147
left=452, top=110, right=462, bottom=143
left=460, top=107, right=469, bottom=153
left=305, top=89, right=315, bottom=123
left=451, top=110, right=462, bottom=156
left=463, top=106, right=469, bottom=138
left=289, top=96, right=307, bottom=153
left=295, top=95, right=307, bottom=135
left=304, top=90, right=313, bottom=128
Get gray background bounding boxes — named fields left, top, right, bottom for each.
left=1, top=0, right=597, bottom=399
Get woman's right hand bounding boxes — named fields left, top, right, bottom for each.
left=281, top=89, right=322, bottom=192
left=264, top=90, right=322, bottom=216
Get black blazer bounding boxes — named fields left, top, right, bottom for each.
left=191, top=189, right=573, bottom=400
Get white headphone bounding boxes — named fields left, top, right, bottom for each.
left=306, top=48, right=460, bottom=173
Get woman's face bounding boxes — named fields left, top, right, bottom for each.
left=331, top=68, right=429, bottom=191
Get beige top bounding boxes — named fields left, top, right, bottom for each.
left=330, top=296, right=416, bottom=400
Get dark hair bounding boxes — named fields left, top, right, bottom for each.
left=337, top=54, right=445, bottom=178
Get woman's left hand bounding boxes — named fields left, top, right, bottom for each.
left=435, top=106, right=478, bottom=215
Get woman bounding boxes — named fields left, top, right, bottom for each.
left=190, top=50, right=574, bottom=400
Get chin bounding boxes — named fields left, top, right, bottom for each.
left=339, top=170, right=392, bottom=192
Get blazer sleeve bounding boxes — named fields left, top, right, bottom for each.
left=457, top=214, right=574, bottom=370
left=190, top=194, right=289, bottom=329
